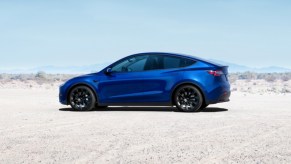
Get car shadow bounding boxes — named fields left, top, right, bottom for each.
left=59, top=107, right=174, bottom=112
left=59, top=107, right=228, bottom=113
left=201, top=107, right=228, bottom=112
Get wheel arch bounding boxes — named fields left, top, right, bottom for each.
left=171, top=82, right=207, bottom=106
left=66, top=83, right=99, bottom=105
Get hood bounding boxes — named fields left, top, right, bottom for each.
left=65, top=72, right=102, bottom=85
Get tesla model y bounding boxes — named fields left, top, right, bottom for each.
left=59, top=52, right=230, bottom=112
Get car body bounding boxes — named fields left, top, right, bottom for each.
left=59, top=52, right=230, bottom=112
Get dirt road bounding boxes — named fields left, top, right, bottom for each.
left=1, top=89, right=291, bottom=163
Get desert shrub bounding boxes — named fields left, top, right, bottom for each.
left=237, top=71, right=256, bottom=80
left=282, top=88, right=291, bottom=93
left=281, top=73, right=291, bottom=81
left=264, top=73, right=277, bottom=82
left=257, top=73, right=264, bottom=80
left=0, top=74, right=9, bottom=80
left=228, top=73, right=238, bottom=83
left=35, top=71, right=47, bottom=79
left=0, top=73, right=77, bottom=84
left=11, top=74, right=32, bottom=82
left=281, top=76, right=289, bottom=81
left=230, top=72, right=291, bottom=82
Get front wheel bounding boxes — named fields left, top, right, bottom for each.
left=69, top=86, right=96, bottom=111
left=174, top=85, right=203, bottom=112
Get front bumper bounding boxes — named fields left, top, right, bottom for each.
left=59, top=85, right=68, bottom=105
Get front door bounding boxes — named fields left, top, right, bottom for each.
left=99, top=70, right=169, bottom=104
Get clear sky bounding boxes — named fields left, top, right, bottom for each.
left=0, top=0, right=291, bottom=69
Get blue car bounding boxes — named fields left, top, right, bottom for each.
left=59, top=52, right=230, bottom=112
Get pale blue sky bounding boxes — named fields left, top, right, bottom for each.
left=0, top=0, right=291, bottom=69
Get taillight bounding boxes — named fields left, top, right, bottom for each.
left=207, top=70, right=224, bottom=76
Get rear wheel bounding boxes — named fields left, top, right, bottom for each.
left=174, top=85, right=203, bottom=112
left=69, top=86, right=96, bottom=111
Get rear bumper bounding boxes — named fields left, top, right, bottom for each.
left=205, top=84, right=231, bottom=104
left=218, top=91, right=231, bottom=102
left=207, top=91, right=231, bottom=104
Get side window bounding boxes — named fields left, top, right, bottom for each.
left=127, top=56, right=147, bottom=72
left=144, top=55, right=163, bottom=71
left=163, top=56, right=195, bottom=69
left=180, top=58, right=196, bottom=67
left=111, top=55, right=148, bottom=72
left=163, top=56, right=180, bottom=69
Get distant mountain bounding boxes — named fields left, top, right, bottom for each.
left=1, top=60, right=290, bottom=74
left=209, top=59, right=291, bottom=73
left=253, top=66, right=291, bottom=73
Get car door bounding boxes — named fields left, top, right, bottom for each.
left=98, top=55, right=180, bottom=104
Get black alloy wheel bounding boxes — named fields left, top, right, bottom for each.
left=69, top=86, right=96, bottom=111
left=174, top=85, right=203, bottom=112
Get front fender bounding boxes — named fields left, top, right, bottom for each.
left=60, top=77, right=99, bottom=105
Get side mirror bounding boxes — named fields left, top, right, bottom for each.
left=105, top=68, right=112, bottom=75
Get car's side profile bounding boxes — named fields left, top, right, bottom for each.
left=59, top=52, right=230, bottom=112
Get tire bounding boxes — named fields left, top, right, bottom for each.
left=174, top=85, right=203, bottom=112
left=200, top=103, right=209, bottom=110
left=69, top=86, right=96, bottom=111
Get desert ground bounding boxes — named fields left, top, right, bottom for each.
left=1, top=79, right=291, bottom=163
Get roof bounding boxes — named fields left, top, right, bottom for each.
left=131, top=52, right=226, bottom=67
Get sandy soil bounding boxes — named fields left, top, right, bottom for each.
left=1, top=88, right=291, bottom=163
left=231, top=79, right=291, bottom=94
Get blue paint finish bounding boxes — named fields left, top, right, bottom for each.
left=59, top=52, right=230, bottom=106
